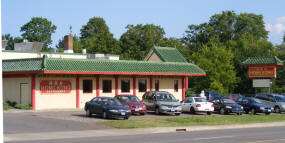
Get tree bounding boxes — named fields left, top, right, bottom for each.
left=20, top=17, right=56, bottom=51
left=80, top=17, right=120, bottom=54
left=56, top=35, right=83, bottom=53
left=2, top=34, right=23, bottom=50
left=191, top=42, right=237, bottom=94
left=120, top=24, right=165, bottom=60
left=182, top=11, right=272, bottom=94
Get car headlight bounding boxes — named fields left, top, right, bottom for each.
left=241, top=106, right=243, bottom=109
left=260, top=107, right=265, bottom=110
left=109, top=110, right=119, bottom=113
left=271, top=107, right=274, bottom=110
left=160, top=105, right=169, bottom=110
left=126, top=110, right=131, bottom=112
left=225, top=106, right=232, bottom=109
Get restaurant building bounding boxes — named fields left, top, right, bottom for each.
left=2, top=36, right=206, bottom=110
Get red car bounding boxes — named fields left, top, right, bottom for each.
left=115, top=95, right=147, bottom=115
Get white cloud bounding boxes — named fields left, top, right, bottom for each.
left=266, top=16, right=285, bottom=44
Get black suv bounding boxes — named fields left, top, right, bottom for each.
left=142, top=91, right=181, bottom=115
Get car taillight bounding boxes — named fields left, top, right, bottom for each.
left=196, top=104, right=201, bottom=107
left=211, top=104, right=214, bottom=107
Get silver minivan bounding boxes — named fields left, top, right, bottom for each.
left=255, top=93, right=285, bottom=113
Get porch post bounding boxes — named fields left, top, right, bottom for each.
left=185, top=76, right=188, bottom=90
left=133, top=76, right=136, bottom=96
left=182, top=77, right=185, bottom=100
left=31, top=75, right=36, bottom=110
left=96, top=76, right=100, bottom=97
left=150, top=76, right=153, bottom=91
left=115, top=76, right=119, bottom=96
left=76, top=75, right=80, bottom=108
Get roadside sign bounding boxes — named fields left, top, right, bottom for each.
left=252, top=79, right=272, bottom=88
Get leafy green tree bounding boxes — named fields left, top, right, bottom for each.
left=2, top=34, right=23, bottom=50
left=120, top=24, right=165, bottom=60
left=80, top=17, right=120, bottom=54
left=20, top=17, right=56, bottom=51
left=191, top=42, right=237, bottom=94
left=273, top=44, right=285, bottom=93
left=56, top=35, right=83, bottom=53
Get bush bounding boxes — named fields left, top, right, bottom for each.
left=3, top=101, right=32, bottom=110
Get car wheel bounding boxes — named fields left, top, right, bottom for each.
left=245, top=110, right=249, bottom=114
left=220, top=108, right=225, bottom=115
left=265, top=112, right=271, bottom=115
left=251, top=108, right=256, bottom=115
left=207, top=112, right=212, bottom=115
left=237, top=112, right=242, bottom=115
left=274, top=107, right=281, bottom=113
left=86, top=109, right=91, bottom=117
left=155, top=108, right=160, bottom=115
left=175, top=113, right=181, bottom=116
left=124, top=116, right=129, bottom=120
left=102, top=111, right=107, bottom=119
left=190, top=107, right=196, bottom=114
left=140, top=113, right=146, bottom=115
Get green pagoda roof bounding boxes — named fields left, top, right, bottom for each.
left=3, top=56, right=206, bottom=76
left=243, top=56, right=283, bottom=66
left=152, top=46, right=188, bottom=63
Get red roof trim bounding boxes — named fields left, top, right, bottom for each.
left=3, top=71, right=206, bottom=76
left=43, top=71, right=206, bottom=76
left=245, top=64, right=283, bottom=67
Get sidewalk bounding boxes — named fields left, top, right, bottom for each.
left=5, top=121, right=285, bottom=142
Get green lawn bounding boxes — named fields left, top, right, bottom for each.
left=98, top=114, right=285, bottom=129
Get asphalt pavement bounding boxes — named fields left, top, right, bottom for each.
left=5, top=126, right=285, bottom=143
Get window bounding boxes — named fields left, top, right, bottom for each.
left=121, top=80, right=130, bottom=92
left=174, top=80, right=178, bottom=92
left=83, top=80, right=92, bottom=93
left=155, top=80, right=159, bottom=91
left=139, top=80, right=147, bottom=92
left=103, top=80, right=112, bottom=93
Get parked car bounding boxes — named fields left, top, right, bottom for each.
left=225, top=94, right=245, bottom=101
left=205, top=91, right=223, bottom=101
left=115, top=94, right=147, bottom=115
left=84, top=97, right=131, bottom=119
left=211, top=98, right=243, bottom=115
left=142, top=91, right=181, bottom=115
left=255, top=93, right=285, bottom=113
left=181, top=97, right=214, bottom=115
left=236, top=97, right=273, bottom=115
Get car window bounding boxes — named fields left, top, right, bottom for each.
left=223, top=99, right=235, bottom=104
left=185, top=98, right=193, bottom=103
left=275, top=96, right=285, bottom=102
left=194, top=98, right=207, bottom=102
left=101, top=98, right=122, bottom=106
left=156, top=93, right=177, bottom=102
left=268, top=95, right=275, bottom=102
left=120, top=96, right=140, bottom=102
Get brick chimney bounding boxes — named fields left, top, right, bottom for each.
left=64, top=35, right=73, bottom=53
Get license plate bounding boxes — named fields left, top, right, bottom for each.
left=121, top=112, right=125, bottom=115
left=268, top=110, right=271, bottom=112
left=135, top=108, right=139, bottom=111
left=205, top=108, right=209, bottom=111
left=171, top=109, right=175, bottom=112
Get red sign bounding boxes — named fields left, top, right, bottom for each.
left=40, top=80, right=72, bottom=93
left=248, top=66, right=276, bottom=78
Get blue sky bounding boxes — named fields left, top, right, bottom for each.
left=2, top=0, right=285, bottom=48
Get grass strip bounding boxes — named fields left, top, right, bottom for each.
left=98, top=114, right=285, bottom=129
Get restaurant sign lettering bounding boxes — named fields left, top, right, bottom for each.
left=248, top=66, right=276, bottom=78
left=40, top=80, right=72, bottom=93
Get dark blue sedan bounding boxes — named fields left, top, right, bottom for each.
left=212, top=98, right=243, bottom=115
left=237, top=97, right=273, bottom=115
left=84, top=97, right=131, bottom=119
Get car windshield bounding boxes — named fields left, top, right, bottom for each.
left=275, top=96, right=285, bottom=102
left=156, top=93, right=177, bottom=102
left=120, top=96, right=140, bottom=102
left=223, top=99, right=236, bottom=104
left=194, top=98, right=207, bottom=102
left=102, top=99, right=122, bottom=106
left=249, top=98, right=263, bottom=104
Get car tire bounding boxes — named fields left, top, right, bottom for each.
left=237, top=112, right=242, bottom=115
left=220, top=108, right=225, bottom=115
left=190, top=107, right=196, bottom=114
left=124, top=116, right=129, bottom=120
left=155, top=108, right=160, bottom=115
left=251, top=108, right=256, bottom=115
left=102, top=111, right=107, bottom=119
left=245, top=110, right=249, bottom=114
left=175, top=113, right=181, bottom=116
left=274, top=106, right=281, bottom=114
left=207, top=112, right=212, bottom=115
left=86, top=109, right=91, bottom=117
left=140, top=113, right=146, bottom=115
left=265, top=112, right=271, bottom=115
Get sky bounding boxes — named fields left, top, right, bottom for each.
left=2, top=0, right=285, bottom=48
